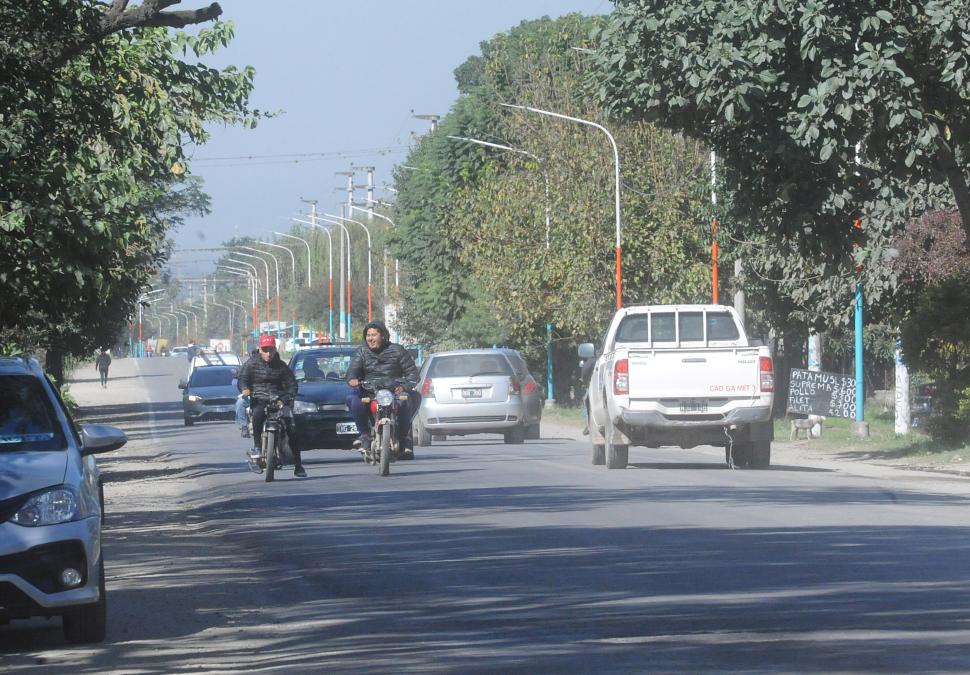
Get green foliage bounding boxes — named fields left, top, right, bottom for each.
left=592, top=0, right=970, bottom=241
left=591, top=0, right=970, bottom=333
left=901, top=276, right=970, bottom=440
left=392, top=14, right=712, bottom=356
left=0, top=2, right=261, bottom=358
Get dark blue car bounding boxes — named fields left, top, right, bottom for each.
left=288, top=347, right=359, bottom=451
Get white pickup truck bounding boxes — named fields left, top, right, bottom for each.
left=579, top=304, right=775, bottom=469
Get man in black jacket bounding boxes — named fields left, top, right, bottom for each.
left=346, top=321, right=421, bottom=458
left=239, top=335, right=304, bottom=477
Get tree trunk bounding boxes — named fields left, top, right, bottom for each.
left=45, top=349, right=65, bottom=390
left=934, top=138, right=970, bottom=244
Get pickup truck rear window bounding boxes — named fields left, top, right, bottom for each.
left=615, top=311, right=740, bottom=343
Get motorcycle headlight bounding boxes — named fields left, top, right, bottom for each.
left=375, top=389, right=394, bottom=407
left=292, top=400, right=317, bottom=414
left=187, top=394, right=203, bottom=402
left=10, top=487, right=82, bottom=527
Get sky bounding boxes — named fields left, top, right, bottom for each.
left=172, top=0, right=611, bottom=274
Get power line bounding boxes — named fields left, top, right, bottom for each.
left=190, top=145, right=410, bottom=163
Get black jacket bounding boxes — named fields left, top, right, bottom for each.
left=238, top=352, right=297, bottom=403
left=95, top=353, right=111, bottom=371
left=347, top=342, right=419, bottom=391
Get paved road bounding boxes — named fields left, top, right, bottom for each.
left=3, top=356, right=970, bottom=673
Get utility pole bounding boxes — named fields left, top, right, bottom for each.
left=355, top=166, right=376, bottom=220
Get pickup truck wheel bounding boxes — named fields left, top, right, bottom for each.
left=749, top=440, right=771, bottom=469
left=606, top=443, right=629, bottom=469
left=591, top=441, right=605, bottom=465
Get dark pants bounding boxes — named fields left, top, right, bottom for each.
left=252, top=400, right=302, bottom=467
left=98, top=368, right=108, bottom=387
left=346, top=389, right=421, bottom=445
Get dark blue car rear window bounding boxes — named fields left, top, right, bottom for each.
left=0, top=375, right=66, bottom=452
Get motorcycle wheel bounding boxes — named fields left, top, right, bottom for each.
left=264, top=429, right=277, bottom=483
left=379, top=424, right=391, bottom=477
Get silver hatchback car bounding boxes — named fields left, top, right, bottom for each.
left=414, top=348, right=542, bottom=445
left=0, top=356, right=127, bottom=643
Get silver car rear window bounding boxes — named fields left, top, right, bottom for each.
left=429, top=354, right=513, bottom=378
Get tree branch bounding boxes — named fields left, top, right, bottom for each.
left=53, top=1, right=223, bottom=67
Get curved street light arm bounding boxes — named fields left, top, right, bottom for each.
left=501, top=102, right=622, bottom=308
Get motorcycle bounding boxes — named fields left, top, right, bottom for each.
left=245, top=398, right=293, bottom=483
left=359, top=380, right=410, bottom=477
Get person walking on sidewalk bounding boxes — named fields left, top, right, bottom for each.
left=95, top=349, right=112, bottom=388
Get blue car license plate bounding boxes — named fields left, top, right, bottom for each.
left=336, top=422, right=358, bottom=435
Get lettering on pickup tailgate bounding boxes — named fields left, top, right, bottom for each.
left=709, top=384, right=755, bottom=393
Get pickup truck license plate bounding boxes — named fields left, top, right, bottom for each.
left=679, top=399, right=708, bottom=413
left=336, top=422, right=358, bottom=435
left=461, top=388, right=483, bottom=399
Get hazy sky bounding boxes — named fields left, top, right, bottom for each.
left=173, top=0, right=610, bottom=273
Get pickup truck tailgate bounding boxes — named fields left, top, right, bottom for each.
left=627, top=348, right=761, bottom=399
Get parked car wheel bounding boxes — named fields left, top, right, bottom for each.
left=183, top=416, right=194, bottom=427
left=504, top=425, right=525, bottom=444
left=415, top=422, right=432, bottom=447
left=525, top=423, right=540, bottom=440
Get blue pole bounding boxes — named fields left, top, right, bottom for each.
left=339, top=310, right=345, bottom=341
left=854, top=281, right=864, bottom=421
left=546, top=323, right=554, bottom=403
left=328, top=310, right=333, bottom=343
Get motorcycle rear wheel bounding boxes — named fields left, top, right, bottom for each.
left=379, top=424, right=391, bottom=476
left=264, top=429, right=277, bottom=483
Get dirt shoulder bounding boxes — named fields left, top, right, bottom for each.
left=540, top=405, right=970, bottom=480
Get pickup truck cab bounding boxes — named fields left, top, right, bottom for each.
left=579, top=304, right=774, bottom=469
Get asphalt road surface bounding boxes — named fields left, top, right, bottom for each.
left=2, top=356, right=970, bottom=673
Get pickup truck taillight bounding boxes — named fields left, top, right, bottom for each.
left=759, top=356, right=774, bottom=392
left=614, top=359, right=629, bottom=395
left=421, top=377, right=434, bottom=396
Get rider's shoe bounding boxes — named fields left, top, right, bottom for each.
left=399, top=437, right=414, bottom=460
left=353, top=433, right=371, bottom=449
left=240, top=426, right=251, bottom=438
left=293, top=464, right=307, bottom=478
left=249, top=447, right=261, bottom=460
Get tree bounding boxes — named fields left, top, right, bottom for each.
left=0, top=2, right=260, bottom=380
left=390, top=14, right=714, bottom=402
left=591, top=1, right=970, bottom=246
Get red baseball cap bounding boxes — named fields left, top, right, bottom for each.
left=259, top=334, right=276, bottom=349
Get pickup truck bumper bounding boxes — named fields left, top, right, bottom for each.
left=619, top=406, right=772, bottom=428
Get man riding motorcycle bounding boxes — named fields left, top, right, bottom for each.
left=239, top=334, right=304, bottom=477
left=346, top=321, right=421, bottom=459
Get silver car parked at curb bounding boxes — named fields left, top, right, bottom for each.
left=413, top=348, right=542, bottom=445
left=0, top=356, right=127, bottom=643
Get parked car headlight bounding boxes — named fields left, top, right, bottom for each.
left=292, top=400, right=318, bottom=414
left=10, top=487, right=82, bottom=527
left=187, top=395, right=203, bottom=402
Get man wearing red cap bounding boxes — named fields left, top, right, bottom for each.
left=239, top=334, right=303, bottom=477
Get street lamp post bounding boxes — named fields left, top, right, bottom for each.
left=325, top=211, right=373, bottom=324
left=217, top=265, right=259, bottom=334
left=291, top=217, right=335, bottom=342
left=501, top=103, right=623, bottom=309
left=224, top=260, right=262, bottom=332
left=230, top=251, right=271, bottom=328
left=238, top=245, right=281, bottom=338
left=301, top=215, right=351, bottom=339
left=259, top=240, right=297, bottom=341
left=136, top=288, right=167, bottom=357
